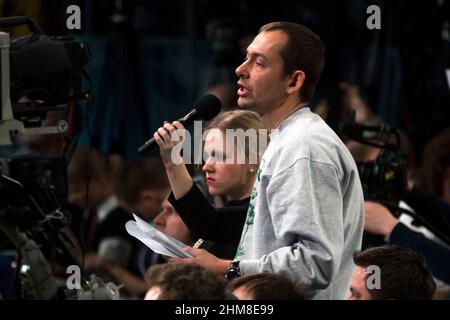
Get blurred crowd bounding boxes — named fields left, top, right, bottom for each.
left=0, top=79, right=448, bottom=300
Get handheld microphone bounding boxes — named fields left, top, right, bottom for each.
left=138, top=94, right=222, bottom=154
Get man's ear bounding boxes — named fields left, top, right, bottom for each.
left=286, top=70, right=305, bottom=95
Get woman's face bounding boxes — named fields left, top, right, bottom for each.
left=202, top=129, right=255, bottom=201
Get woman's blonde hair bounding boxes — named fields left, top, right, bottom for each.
left=205, top=109, right=267, bottom=165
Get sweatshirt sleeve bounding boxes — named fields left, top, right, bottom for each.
left=240, top=158, right=345, bottom=289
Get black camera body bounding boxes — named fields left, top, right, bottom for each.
left=340, top=119, right=408, bottom=248
left=0, top=155, right=69, bottom=234
left=0, top=18, right=84, bottom=299
left=0, top=16, right=91, bottom=106
left=340, top=120, right=408, bottom=208
left=0, top=16, right=86, bottom=235
left=357, top=148, right=407, bottom=210
left=10, top=34, right=90, bottom=106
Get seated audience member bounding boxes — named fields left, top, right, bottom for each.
left=364, top=201, right=450, bottom=285
left=154, top=200, right=237, bottom=259
left=68, top=146, right=123, bottom=252
left=347, top=245, right=436, bottom=300
left=84, top=199, right=213, bottom=297
left=227, top=272, right=310, bottom=300
left=83, top=157, right=171, bottom=297
left=154, top=110, right=266, bottom=257
left=83, top=195, right=229, bottom=294
left=116, top=157, right=171, bottom=222
left=144, top=263, right=229, bottom=300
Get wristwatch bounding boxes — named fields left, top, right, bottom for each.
left=226, top=260, right=241, bottom=280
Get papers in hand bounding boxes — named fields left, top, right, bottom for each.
left=125, top=214, right=193, bottom=258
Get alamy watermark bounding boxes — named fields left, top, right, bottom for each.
left=66, top=263, right=381, bottom=293
left=67, top=264, right=82, bottom=290
left=366, top=265, right=381, bottom=290
left=366, top=5, right=381, bottom=30
left=65, top=5, right=380, bottom=32
left=66, top=5, right=81, bottom=30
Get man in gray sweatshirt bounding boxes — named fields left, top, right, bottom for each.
left=177, top=22, right=364, bottom=300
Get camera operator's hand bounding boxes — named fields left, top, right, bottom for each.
left=154, top=121, right=185, bottom=169
left=364, top=201, right=399, bottom=237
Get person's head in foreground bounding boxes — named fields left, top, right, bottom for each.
left=144, top=263, right=232, bottom=300
left=227, top=272, right=310, bottom=300
left=347, top=245, right=436, bottom=300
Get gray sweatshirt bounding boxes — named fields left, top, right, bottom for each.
left=235, top=107, right=364, bottom=300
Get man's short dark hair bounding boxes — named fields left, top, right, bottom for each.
left=226, top=272, right=310, bottom=300
left=353, top=245, right=436, bottom=300
left=146, top=263, right=228, bottom=300
left=259, top=22, right=325, bottom=103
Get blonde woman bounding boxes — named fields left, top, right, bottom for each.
left=154, top=110, right=266, bottom=259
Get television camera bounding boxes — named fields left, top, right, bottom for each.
left=340, top=112, right=450, bottom=247
left=0, top=17, right=119, bottom=300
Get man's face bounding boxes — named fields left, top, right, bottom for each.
left=235, top=30, right=291, bottom=116
left=153, top=200, right=192, bottom=245
left=347, top=266, right=373, bottom=300
left=135, top=188, right=170, bottom=222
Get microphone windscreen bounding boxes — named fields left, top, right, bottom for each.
left=193, top=94, right=222, bottom=121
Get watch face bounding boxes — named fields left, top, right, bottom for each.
left=226, top=269, right=239, bottom=280
left=226, top=263, right=241, bottom=280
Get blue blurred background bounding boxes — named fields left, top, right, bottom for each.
left=1, top=0, right=449, bottom=161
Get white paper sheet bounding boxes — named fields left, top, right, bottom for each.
left=125, top=214, right=193, bottom=258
